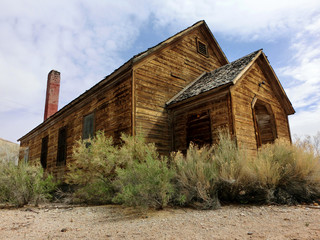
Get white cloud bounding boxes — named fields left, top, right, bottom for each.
left=1, top=0, right=320, bottom=142
left=151, top=0, right=320, bottom=40
left=278, top=13, right=320, bottom=137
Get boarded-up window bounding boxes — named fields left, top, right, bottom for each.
left=253, top=101, right=276, bottom=147
left=57, top=126, right=67, bottom=166
left=187, top=111, right=212, bottom=147
left=83, top=113, right=95, bottom=140
left=40, top=136, right=48, bottom=169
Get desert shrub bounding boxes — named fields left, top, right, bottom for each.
left=252, top=139, right=320, bottom=204
left=213, top=132, right=257, bottom=203
left=65, top=131, right=118, bottom=204
left=172, top=143, right=220, bottom=209
left=113, top=134, right=175, bottom=209
left=0, top=161, right=56, bottom=207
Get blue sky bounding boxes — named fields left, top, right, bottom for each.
left=0, top=0, right=320, bottom=143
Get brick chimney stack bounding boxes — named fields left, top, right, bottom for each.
left=44, top=70, right=60, bottom=121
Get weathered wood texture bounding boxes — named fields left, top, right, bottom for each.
left=134, top=27, right=225, bottom=155
left=231, top=61, right=291, bottom=154
left=170, top=92, right=231, bottom=153
left=20, top=74, right=132, bottom=179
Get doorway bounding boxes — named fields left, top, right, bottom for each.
left=186, top=111, right=212, bottom=147
left=253, top=100, right=277, bottom=147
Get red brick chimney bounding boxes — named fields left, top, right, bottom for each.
left=44, top=70, right=60, bottom=121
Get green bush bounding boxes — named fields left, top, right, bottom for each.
left=172, top=143, right=220, bottom=209
left=0, top=161, right=56, bottom=207
left=65, top=131, right=118, bottom=204
left=113, top=134, right=175, bottom=209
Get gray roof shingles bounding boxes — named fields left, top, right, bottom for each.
left=167, top=49, right=261, bottom=105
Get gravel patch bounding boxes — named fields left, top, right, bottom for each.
left=0, top=204, right=320, bottom=239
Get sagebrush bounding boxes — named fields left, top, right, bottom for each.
left=67, top=132, right=175, bottom=208
left=172, top=143, right=219, bottom=209
left=67, top=130, right=320, bottom=209
left=0, top=161, right=57, bottom=207
left=65, top=132, right=118, bottom=204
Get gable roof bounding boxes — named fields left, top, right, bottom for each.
left=167, top=49, right=295, bottom=115
left=132, top=20, right=228, bottom=66
left=167, top=50, right=261, bottom=105
left=19, top=20, right=228, bottom=142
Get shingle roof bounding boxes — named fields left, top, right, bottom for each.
left=167, top=49, right=262, bottom=105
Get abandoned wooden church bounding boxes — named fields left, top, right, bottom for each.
left=19, top=20, right=295, bottom=178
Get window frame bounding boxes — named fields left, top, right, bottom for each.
left=196, top=38, right=209, bottom=57
left=82, top=112, right=95, bottom=140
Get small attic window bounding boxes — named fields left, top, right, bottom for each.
left=197, top=39, right=209, bottom=57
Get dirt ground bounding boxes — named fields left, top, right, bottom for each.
left=0, top=203, right=320, bottom=240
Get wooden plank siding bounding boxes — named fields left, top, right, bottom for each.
left=133, top=28, right=225, bottom=155
left=231, top=62, right=291, bottom=154
left=169, top=92, right=231, bottom=153
left=20, top=73, right=132, bottom=179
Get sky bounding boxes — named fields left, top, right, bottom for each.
left=0, top=0, right=320, bottom=143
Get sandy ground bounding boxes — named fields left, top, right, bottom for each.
left=0, top=204, right=320, bottom=240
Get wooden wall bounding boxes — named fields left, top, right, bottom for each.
left=231, top=61, right=291, bottom=154
left=20, top=73, right=132, bottom=179
left=170, top=92, right=231, bottom=153
left=133, top=27, right=225, bottom=155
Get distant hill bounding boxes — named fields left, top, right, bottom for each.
left=0, top=138, right=19, bottom=165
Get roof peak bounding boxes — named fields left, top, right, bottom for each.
left=167, top=50, right=262, bottom=106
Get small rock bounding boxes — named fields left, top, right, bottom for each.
left=247, top=232, right=253, bottom=235
left=61, top=228, right=68, bottom=232
left=239, top=190, right=246, bottom=195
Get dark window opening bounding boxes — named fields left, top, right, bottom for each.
left=40, top=136, right=48, bottom=169
left=197, top=39, right=209, bottom=57
left=187, top=111, right=212, bottom=148
left=83, top=113, right=95, bottom=140
left=57, top=126, right=67, bottom=166
left=253, top=101, right=277, bottom=147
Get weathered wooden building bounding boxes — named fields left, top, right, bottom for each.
left=18, top=20, right=294, bottom=178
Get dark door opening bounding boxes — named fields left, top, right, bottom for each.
left=187, top=111, right=212, bottom=148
